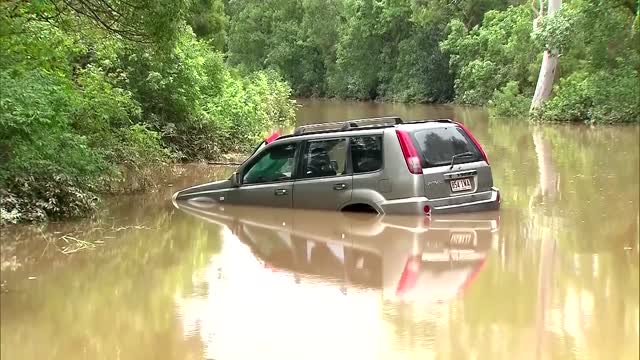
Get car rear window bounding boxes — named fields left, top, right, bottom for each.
left=410, top=126, right=482, bottom=167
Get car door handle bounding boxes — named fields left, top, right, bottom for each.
left=274, top=188, right=288, bottom=196
left=333, top=183, right=348, bottom=191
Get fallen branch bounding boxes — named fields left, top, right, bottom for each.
left=37, top=225, right=150, bottom=255
left=111, top=225, right=151, bottom=232
left=59, top=234, right=98, bottom=254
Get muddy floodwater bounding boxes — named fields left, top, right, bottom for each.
left=1, top=100, right=639, bottom=360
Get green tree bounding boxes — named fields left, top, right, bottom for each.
left=225, top=0, right=517, bottom=101
left=535, top=0, right=640, bottom=123
left=530, top=0, right=562, bottom=111
left=442, top=0, right=640, bottom=123
left=189, top=0, right=228, bottom=50
left=440, top=5, right=539, bottom=106
left=0, top=0, right=296, bottom=223
left=327, top=0, right=384, bottom=99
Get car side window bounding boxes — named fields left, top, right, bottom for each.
left=301, top=138, right=348, bottom=178
left=243, top=143, right=297, bottom=184
left=351, top=136, right=383, bottom=173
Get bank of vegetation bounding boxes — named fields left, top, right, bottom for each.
left=0, top=1, right=296, bottom=224
left=1, top=0, right=638, bottom=224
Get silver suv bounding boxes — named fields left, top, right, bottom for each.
left=173, top=117, right=500, bottom=215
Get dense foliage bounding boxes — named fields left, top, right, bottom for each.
left=226, top=0, right=639, bottom=123
left=227, top=0, right=517, bottom=102
left=0, top=0, right=295, bottom=224
left=442, top=0, right=640, bottom=123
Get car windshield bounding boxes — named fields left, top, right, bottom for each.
left=410, top=126, right=482, bottom=167
left=243, top=143, right=296, bottom=184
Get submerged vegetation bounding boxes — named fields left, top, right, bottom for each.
left=1, top=0, right=638, bottom=223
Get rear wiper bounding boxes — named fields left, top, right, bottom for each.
left=449, top=152, right=474, bottom=169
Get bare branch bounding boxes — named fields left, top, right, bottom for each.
left=55, top=0, right=152, bottom=43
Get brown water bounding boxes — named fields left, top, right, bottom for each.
left=1, top=100, right=638, bottom=360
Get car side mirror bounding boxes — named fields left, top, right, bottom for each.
left=230, top=171, right=241, bottom=187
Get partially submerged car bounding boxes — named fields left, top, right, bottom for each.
left=173, top=116, right=500, bottom=215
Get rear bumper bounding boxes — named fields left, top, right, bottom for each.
left=378, top=187, right=500, bottom=215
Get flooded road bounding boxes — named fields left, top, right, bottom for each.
left=1, top=100, right=639, bottom=360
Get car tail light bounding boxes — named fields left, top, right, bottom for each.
left=423, top=205, right=431, bottom=215
left=454, top=121, right=489, bottom=164
left=395, top=129, right=422, bottom=174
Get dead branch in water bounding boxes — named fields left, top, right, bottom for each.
left=37, top=224, right=152, bottom=255
left=59, top=235, right=97, bottom=254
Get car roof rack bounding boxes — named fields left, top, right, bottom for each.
left=408, top=118, right=455, bottom=125
left=293, top=116, right=403, bottom=135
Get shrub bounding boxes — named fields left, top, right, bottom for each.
left=536, top=69, right=640, bottom=124
left=0, top=69, right=107, bottom=185
left=202, top=70, right=296, bottom=155
left=441, top=6, right=539, bottom=106
left=0, top=0, right=297, bottom=224
left=489, top=81, right=531, bottom=118
left=1, top=175, right=98, bottom=225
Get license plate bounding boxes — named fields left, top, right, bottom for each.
left=450, top=232, right=473, bottom=246
left=450, top=177, right=472, bottom=192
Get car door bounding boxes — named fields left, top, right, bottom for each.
left=292, top=137, right=352, bottom=210
left=228, top=142, right=298, bottom=208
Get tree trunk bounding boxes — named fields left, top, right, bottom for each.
left=530, top=0, right=562, bottom=112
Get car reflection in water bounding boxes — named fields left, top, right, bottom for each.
left=174, top=199, right=499, bottom=359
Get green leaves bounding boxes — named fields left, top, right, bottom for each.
left=531, top=8, right=574, bottom=52
left=226, top=0, right=334, bottom=97
left=0, top=0, right=297, bottom=223
left=189, top=0, right=227, bottom=49
left=225, top=0, right=504, bottom=102
left=536, top=69, right=640, bottom=124
left=441, top=5, right=539, bottom=105
left=442, top=0, right=639, bottom=123
left=488, top=81, right=530, bottom=118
